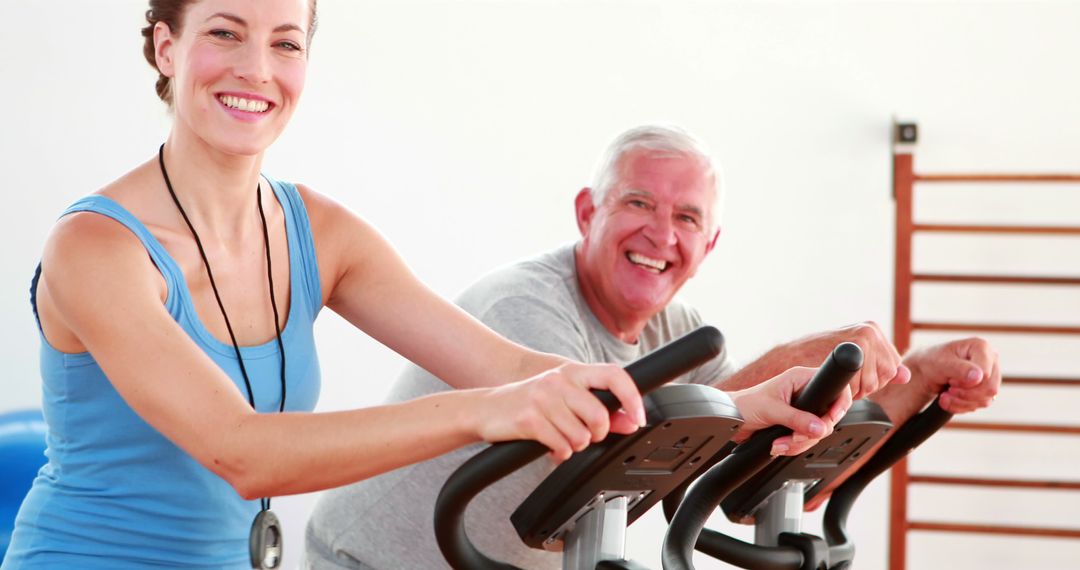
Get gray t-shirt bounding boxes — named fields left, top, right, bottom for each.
left=304, top=243, right=734, bottom=569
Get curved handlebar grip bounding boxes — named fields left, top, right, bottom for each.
left=823, top=396, right=953, bottom=551
left=661, top=342, right=863, bottom=570
left=714, top=341, right=863, bottom=466
left=435, top=326, right=724, bottom=570
left=790, top=341, right=862, bottom=415
left=589, top=324, right=726, bottom=412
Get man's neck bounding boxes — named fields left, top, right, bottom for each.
left=573, top=243, right=651, bottom=344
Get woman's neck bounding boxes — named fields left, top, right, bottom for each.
left=160, top=129, right=267, bottom=243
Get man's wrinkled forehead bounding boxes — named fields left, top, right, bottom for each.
left=605, top=161, right=720, bottom=229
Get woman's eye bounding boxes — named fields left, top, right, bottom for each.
left=210, top=29, right=237, bottom=40
left=276, top=41, right=303, bottom=52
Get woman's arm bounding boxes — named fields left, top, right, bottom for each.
left=40, top=212, right=644, bottom=499
left=304, top=186, right=566, bottom=388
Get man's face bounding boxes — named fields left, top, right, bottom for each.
left=576, top=148, right=719, bottom=325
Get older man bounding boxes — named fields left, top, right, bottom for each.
left=304, top=125, right=999, bottom=569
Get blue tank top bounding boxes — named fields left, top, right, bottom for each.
left=4, top=178, right=322, bottom=569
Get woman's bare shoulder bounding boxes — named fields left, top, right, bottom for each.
left=291, top=181, right=384, bottom=241
left=43, top=163, right=168, bottom=305
left=44, top=210, right=159, bottom=289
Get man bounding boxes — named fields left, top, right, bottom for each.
left=304, top=125, right=999, bottom=569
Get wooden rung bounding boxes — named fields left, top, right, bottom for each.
left=913, top=224, right=1080, bottom=235
left=912, top=322, right=1080, bottom=335
left=945, top=421, right=1080, bottom=435
left=1003, top=376, right=1080, bottom=387
left=915, top=174, right=1080, bottom=183
left=913, top=273, right=1080, bottom=286
left=909, top=475, right=1080, bottom=491
left=908, top=521, right=1080, bottom=539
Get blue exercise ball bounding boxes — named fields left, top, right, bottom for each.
left=0, top=409, right=47, bottom=561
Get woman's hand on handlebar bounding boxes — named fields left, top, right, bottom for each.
left=729, top=367, right=853, bottom=456
left=470, top=362, right=646, bottom=462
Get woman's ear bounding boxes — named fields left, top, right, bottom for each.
left=154, top=21, right=176, bottom=78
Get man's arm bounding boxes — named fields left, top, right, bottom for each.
left=713, top=321, right=910, bottom=400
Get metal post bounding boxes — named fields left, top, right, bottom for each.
left=753, top=481, right=806, bottom=546
left=562, top=494, right=628, bottom=570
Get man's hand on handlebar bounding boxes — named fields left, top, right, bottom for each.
left=728, top=366, right=854, bottom=456
left=788, top=322, right=912, bottom=400
left=472, top=362, right=646, bottom=462
left=805, top=337, right=1001, bottom=512
left=872, top=337, right=1001, bottom=423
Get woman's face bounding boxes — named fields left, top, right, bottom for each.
left=155, top=0, right=311, bottom=156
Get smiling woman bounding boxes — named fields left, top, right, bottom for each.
left=140, top=0, right=318, bottom=106
left=145, top=0, right=311, bottom=155
left=0, top=0, right=650, bottom=568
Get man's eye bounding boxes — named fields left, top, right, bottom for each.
left=628, top=200, right=648, bottom=208
left=678, top=214, right=699, bottom=226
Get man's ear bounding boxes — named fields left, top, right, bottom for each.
left=154, top=21, right=177, bottom=78
left=704, top=226, right=721, bottom=256
left=574, top=188, right=596, bottom=237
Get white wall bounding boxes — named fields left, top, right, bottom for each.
left=3, top=1, right=1080, bottom=568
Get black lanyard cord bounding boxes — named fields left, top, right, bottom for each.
left=157, top=144, right=286, bottom=511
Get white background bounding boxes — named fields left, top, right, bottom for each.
left=2, top=1, right=1080, bottom=568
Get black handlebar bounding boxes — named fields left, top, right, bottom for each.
left=434, top=326, right=725, bottom=570
left=663, top=342, right=955, bottom=570
left=661, top=342, right=863, bottom=570
left=822, top=398, right=953, bottom=556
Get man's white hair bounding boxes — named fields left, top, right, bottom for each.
left=588, top=124, right=724, bottom=226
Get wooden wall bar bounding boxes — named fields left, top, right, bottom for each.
left=888, top=127, right=1080, bottom=569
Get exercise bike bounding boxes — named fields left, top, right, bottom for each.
left=660, top=350, right=952, bottom=570
left=435, top=327, right=896, bottom=569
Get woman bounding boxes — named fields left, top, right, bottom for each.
left=3, top=0, right=846, bottom=568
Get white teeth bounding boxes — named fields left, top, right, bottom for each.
left=219, top=95, right=269, bottom=113
left=627, top=252, right=668, bottom=273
